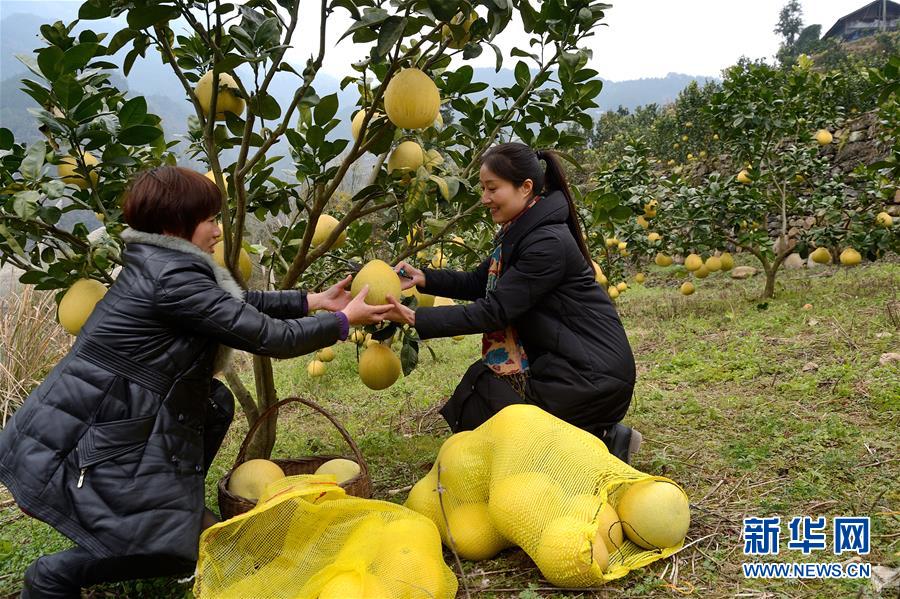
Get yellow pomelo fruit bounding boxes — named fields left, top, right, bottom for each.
left=617, top=241, right=627, bottom=251
left=876, top=211, right=893, bottom=227
left=314, top=458, right=361, bottom=483
left=358, top=343, right=402, bottom=390
left=617, top=480, right=690, bottom=550
left=372, top=525, right=450, bottom=599
left=384, top=68, right=441, bottom=130
left=616, top=282, right=627, bottom=292
left=212, top=242, right=252, bottom=281
left=452, top=335, right=464, bottom=341
left=655, top=253, right=673, bottom=267
left=533, top=516, right=608, bottom=587
left=58, top=278, right=107, bottom=335
left=348, top=329, right=366, bottom=345
left=607, top=285, right=619, bottom=299
left=737, top=169, right=752, bottom=184
left=318, top=571, right=389, bottom=599
left=431, top=250, right=447, bottom=269
left=311, top=214, right=347, bottom=249
left=596, top=502, right=625, bottom=553
left=636, top=215, right=649, bottom=229
left=680, top=282, right=695, bottom=296
left=195, top=71, right=244, bottom=120
left=705, top=256, right=722, bottom=272
left=815, top=129, right=833, bottom=145
left=441, top=11, right=477, bottom=49
left=643, top=200, right=658, bottom=218
left=307, top=360, right=326, bottom=377
left=204, top=170, right=229, bottom=196
left=228, top=459, right=285, bottom=501
left=351, top=109, right=385, bottom=142
left=316, top=347, right=335, bottom=362
left=591, top=260, right=604, bottom=283
left=604, top=237, right=618, bottom=248
left=436, top=431, right=490, bottom=502
left=351, top=259, right=402, bottom=305
left=693, top=264, right=710, bottom=279
left=684, top=253, right=703, bottom=271
left=401, top=286, right=435, bottom=308
left=387, top=140, right=425, bottom=173
left=699, top=150, right=707, bottom=158
left=597, top=273, right=608, bottom=287
left=404, top=473, right=440, bottom=524
left=839, top=247, right=861, bottom=266
left=488, top=472, right=563, bottom=544
left=719, top=252, right=734, bottom=270
left=444, top=503, right=510, bottom=560
left=365, top=338, right=381, bottom=348
left=810, top=247, right=831, bottom=264
left=635, top=273, right=645, bottom=284
left=58, top=153, right=99, bottom=189
left=647, top=232, right=661, bottom=242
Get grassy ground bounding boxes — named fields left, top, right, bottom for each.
left=1, top=259, right=898, bottom=598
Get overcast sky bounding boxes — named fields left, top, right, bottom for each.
left=283, top=0, right=874, bottom=81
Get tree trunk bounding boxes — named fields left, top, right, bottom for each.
left=763, top=267, right=777, bottom=299
left=245, top=355, right=278, bottom=459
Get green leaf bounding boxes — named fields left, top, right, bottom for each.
left=63, top=43, right=100, bottom=72
left=13, top=191, right=41, bottom=219
left=400, top=338, right=419, bottom=376
left=374, top=17, right=404, bottom=60
left=79, top=0, right=112, bottom=19
left=107, top=28, right=137, bottom=54
left=127, top=5, right=180, bottom=29
left=37, top=47, right=64, bottom=80
left=216, top=54, right=246, bottom=72
left=339, top=7, right=390, bottom=42
left=0, top=128, right=13, bottom=150
left=0, top=224, right=26, bottom=257
left=610, top=205, right=632, bottom=221
left=426, top=0, right=459, bottom=22
left=514, top=60, right=530, bottom=87
left=488, top=42, right=503, bottom=72
left=43, top=72, right=76, bottom=109
left=19, top=142, right=46, bottom=180
left=254, top=17, right=281, bottom=47
left=118, top=96, right=147, bottom=128
left=118, top=124, right=162, bottom=145
left=249, top=92, right=281, bottom=120
left=313, top=93, right=339, bottom=126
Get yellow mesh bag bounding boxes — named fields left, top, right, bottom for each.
left=194, top=475, right=458, bottom=598
left=404, top=404, right=690, bottom=587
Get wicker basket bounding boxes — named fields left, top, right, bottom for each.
left=217, top=396, right=372, bottom=520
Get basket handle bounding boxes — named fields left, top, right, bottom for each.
left=232, top=396, right=369, bottom=483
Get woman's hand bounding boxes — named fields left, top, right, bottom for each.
left=383, top=295, right=416, bottom=326
left=307, top=275, right=352, bottom=312
left=341, top=286, right=393, bottom=326
left=394, top=261, right=425, bottom=291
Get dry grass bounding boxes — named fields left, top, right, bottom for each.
left=0, top=286, right=71, bottom=427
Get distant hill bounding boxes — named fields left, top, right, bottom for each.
left=1, top=3, right=716, bottom=146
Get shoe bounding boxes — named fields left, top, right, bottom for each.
left=603, top=424, right=642, bottom=464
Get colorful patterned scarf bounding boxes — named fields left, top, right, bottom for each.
left=481, top=196, right=540, bottom=393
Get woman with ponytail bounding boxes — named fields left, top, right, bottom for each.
left=386, top=142, right=640, bottom=462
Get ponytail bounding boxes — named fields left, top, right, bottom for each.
left=536, top=150, right=593, bottom=269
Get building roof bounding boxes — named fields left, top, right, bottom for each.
left=823, top=0, right=900, bottom=39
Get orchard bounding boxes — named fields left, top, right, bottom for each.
left=0, top=1, right=897, bottom=597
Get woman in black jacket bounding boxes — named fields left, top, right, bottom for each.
left=0, top=166, right=391, bottom=598
left=386, top=143, right=640, bottom=462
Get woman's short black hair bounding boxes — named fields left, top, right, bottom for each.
left=123, top=166, right=222, bottom=239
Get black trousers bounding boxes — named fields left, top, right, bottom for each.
left=21, top=379, right=234, bottom=598
left=22, top=548, right=194, bottom=599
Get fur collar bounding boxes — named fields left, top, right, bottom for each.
left=120, top=228, right=242, bottom=374
left=120, top=228, right=243, bottom=300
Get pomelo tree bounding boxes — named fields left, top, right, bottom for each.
left=0, top=0, right=611, bottom=456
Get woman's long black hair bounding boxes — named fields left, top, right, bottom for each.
left=481, top=142, right=592, bottom=268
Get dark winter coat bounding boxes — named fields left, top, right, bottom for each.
left=0, top=229, right=339, bottom=562
left=415, top=191, right=636, bottom=436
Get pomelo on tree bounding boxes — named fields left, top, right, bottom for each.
left=195, top=71, right=245, bottom=120
left=384, top=68, right=441, bottom=129
left=58, top=278, right=107, bottom=335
